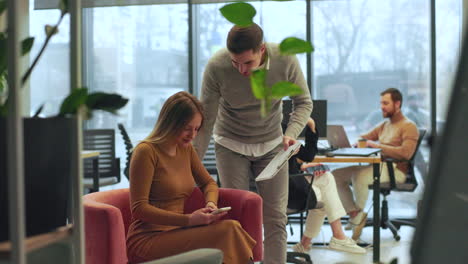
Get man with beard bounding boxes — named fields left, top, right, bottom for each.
left=332, top=88, right=419, bottom=241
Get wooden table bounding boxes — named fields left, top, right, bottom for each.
left=313, top=154, right=382, bottom=263
left=81, top=151, right=100, bottom=192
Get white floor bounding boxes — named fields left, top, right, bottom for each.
left=286, top=180, right=423, bottom=264
left=287, top=221, right=414, bottom=264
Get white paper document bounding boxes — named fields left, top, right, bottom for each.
left=255, top=141, right=302, bottom=182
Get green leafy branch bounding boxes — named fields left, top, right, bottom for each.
left=59, top=87, right=128, bottom=119
left=21, top=7, right=68, bottom=86
left=0, top=0, right=128, bottom=118
left=220, top=1, right=314, bottom=117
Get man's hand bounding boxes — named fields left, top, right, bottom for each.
left=366, top=140, right=380, bottom=148
left=282, top=136, right=297, bottom=150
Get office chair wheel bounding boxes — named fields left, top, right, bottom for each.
left=394, top=235, right=401, bottom=241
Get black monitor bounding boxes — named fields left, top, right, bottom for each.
left=282, top=99, right=327, bottom=138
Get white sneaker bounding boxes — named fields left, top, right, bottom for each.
left=292, top=242, right=311, bottom=254
left=329, top=237, right=366, bottom=254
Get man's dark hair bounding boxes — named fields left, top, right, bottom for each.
left=227, top=23, right=264, bottom=54
left=381, top=87, right=403, bottom=107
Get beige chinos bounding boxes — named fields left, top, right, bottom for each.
left=215, top=143, right=288, bottom=264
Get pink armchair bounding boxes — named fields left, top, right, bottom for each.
left=83, top=188, right=263, bottom=264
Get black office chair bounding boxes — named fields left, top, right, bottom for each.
left=286, top=173, right=319, bottom=264
left=117, top=123, right=133, bottom=180
left=83, top=129, right=121, bottom=192
left=366, top=129, right=426, bottom=241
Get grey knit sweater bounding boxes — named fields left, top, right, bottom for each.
left=193, top=43, right=312, bottom=158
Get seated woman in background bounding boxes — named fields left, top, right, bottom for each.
left=285, top=117, right=365, bottom=254
left=126, top=91, right=255, bottom=264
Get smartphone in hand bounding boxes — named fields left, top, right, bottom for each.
left=211, top=207, right=231, bottom=215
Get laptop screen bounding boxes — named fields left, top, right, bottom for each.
left=327, top=125, right=351, bottom=148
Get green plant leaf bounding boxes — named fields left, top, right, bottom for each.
left=250, top=69, right=267, bottom=99
left=21, top=37, right=34, bottom=56
left=0, top=72, right=6, bottom=94
left=45, top=25, right=59, bottom=38
left=0, top=0, right=6, bottom=16
left=59, top=0, right=69, bottom=15
left=270, top=81, right=303, bottom=99
left=220, top=2, right=256, bottom=27
left=86, top=92, right=128, bottom=115
left=279, top=37, right=314, bottom=55
left=59, top=87, right=88, bottom=116
left=0, top=97, right=8, bottom=117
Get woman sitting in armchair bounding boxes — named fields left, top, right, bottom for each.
left=127, top=91, right=256, bottom=264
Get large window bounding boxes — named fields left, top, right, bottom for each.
left=436, top=0, right=463, bottom=130
left=193, top=0, right=308, bottom=96
left=29, top=0, right=464, bottom=188
left=311, top=0, right=435, bottom=141
left=82, top=4, right=189, bottom=167
left=29, top=7, right=70, bottom=117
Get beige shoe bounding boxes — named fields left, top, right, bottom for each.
left=292, top=242, right=311, bottom=254
left=351, top=212, right=368, bottom=241
left=329, top=237, right=366, bottom=254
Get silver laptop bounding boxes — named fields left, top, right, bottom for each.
left=326, top=125, right=381, bottom=157
left=327, top=125, right=352, bottom=148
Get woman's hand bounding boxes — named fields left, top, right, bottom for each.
left=205, top=201, right=217, bottom=210
left=300, top=162, right=319, bottom=171
left=188, top=207, right=226, bottom=227
left=313, top=170, right=326, bottom=177
left=301, top=162, right=326, bottom=177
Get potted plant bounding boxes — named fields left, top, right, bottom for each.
left=0, top=0, right=128, bottom=242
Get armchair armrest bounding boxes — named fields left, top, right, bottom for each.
left=84, top=200, right=128, bottom=264
left=217, top=188, right=263, bottom=261
left=184, top=187, right=263, bottom=261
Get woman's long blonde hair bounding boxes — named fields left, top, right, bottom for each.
left=141, top=91, right=204, bottom=145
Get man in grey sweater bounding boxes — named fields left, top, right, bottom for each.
left=193, top=23, right=312, bottom=264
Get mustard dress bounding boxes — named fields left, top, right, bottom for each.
left=126, top=142, right=256, bottom=264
